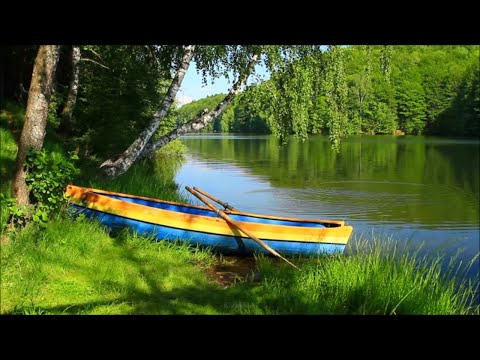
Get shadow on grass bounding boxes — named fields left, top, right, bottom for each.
left=4, top=234, right=261, bottom=315
left=7, top=276, right=258, bottom=315
left=5, top=221, right=478, bottom=315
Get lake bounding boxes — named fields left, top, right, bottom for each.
left=175, top=134, right=479, bottom=277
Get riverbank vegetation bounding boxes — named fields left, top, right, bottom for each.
left=2, top=217, right=478, bottom=314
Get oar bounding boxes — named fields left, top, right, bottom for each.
left=185, top=186, right=301, bottom=271
left=192, top=186, right=238, bottom=211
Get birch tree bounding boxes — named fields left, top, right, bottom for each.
left=140, top=53, right=260, bottom=158
left=98, top=45, right=262, bottom=178
left=99, top=45, right=195, bottom=178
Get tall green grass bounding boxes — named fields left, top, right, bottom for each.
left=84, top=156, right=188, bottom=203
left=2, top=221, right=478, bottom=314
left=1, top=216, right=225, bottom=315
left=230, top=237, right=479, bottom=315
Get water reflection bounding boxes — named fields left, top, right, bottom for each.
left=176, top=134, right=479, bottom=272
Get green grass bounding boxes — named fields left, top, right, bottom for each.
left=234, top=238, right=479, bottom=315
left=0, top=127, right=18, bottom=196
left=2, top=220, right=478, bottom=314
left=1, top=216, right=229, bottom=314
left=0, top=127, right=19, bottom=231
left=84, top=156, right=189, bottom=203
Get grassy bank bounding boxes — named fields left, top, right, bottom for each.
left=1, top=217, right=224, bottom=314
left=1, top=217, right=478, bottom=314
left=239, top=240, right=479, bottom=314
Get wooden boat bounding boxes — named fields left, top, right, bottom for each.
left=65, top=185, right=353, bottom=256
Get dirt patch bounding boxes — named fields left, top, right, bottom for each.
left=207, top=255, right=261, bottom=287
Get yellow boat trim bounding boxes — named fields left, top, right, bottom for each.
left=66, top=185, right=345, bottom=226
left=66, top=185, right=353, bottom=245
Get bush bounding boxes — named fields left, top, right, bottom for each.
left=24, top=149, right=79, bottom=225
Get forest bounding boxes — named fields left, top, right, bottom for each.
left=177, top=46, right=479, bottom=137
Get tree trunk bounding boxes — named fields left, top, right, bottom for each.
left=99, top=45, right=195, bottom=178
left=140, top=53, right=260, bottom=159
left=11, top=45, right=60, bottom=205
left=59, top=45, right=81, bottom=139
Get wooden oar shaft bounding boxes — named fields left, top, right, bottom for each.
left=185, top=186, right=300, bottom=271
left=193, top=187, right=238, bottom=211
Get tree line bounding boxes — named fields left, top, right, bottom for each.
left=177, top=45, right=479, bottom=138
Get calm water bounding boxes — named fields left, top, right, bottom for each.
left=175, top=134, right=479, bottom=277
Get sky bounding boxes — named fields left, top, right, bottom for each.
left=176, top=61, right=270, bottom=106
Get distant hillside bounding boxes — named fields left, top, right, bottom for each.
left=177, top=93, right=225, bottom=122
left=176, top=92, right=270, bottom=134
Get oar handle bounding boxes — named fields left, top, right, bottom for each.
left=193, top=187, right=238, bottom=211
left=185, top=186, right=300, bottom=271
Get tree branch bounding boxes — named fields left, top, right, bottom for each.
left=99, top=45, right=196, bottom=178
left=139, top=52, right=260, bottom=159
left=80, top=58, right=110, bottom=70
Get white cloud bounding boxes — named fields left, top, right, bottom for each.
left=176, top=95, right=193, bottom=107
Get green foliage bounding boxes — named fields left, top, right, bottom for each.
left=431, top=60, right=480, bottom=136
left=361, top=101, right=398, bottom=134
left=392, top=45, right=479, bottom=135
left=0, top=194, right=32, bottom=231
left=229, top=93, right=270, bottom=134
left=238, top=45, right=479, bottom=140
left=322, top=46, right=349, bottom=150
left=380, top=45, right=393, bottom=81
left=156, top=139, right=188, bottom=157
left=24, top=149, right=79, bottom=226
left=396, top=80, right=427, bottom=134
left=47, top=90, right=65, bottom=130
left=176, top=92, right=271, bottom=135
left=73, top=46, right=173, bottom=158
left=150, top=104, right=188, bottom=157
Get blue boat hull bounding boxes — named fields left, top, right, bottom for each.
left=72, top=205, right=346, bottom=256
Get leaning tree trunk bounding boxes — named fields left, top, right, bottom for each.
left=59, top=45, right=81, bottom=139
left=139, top=53, right=260, bottom=159
left=99, top=45, right=195, bottom=178
left=12, top=45, right=60, bottom=205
